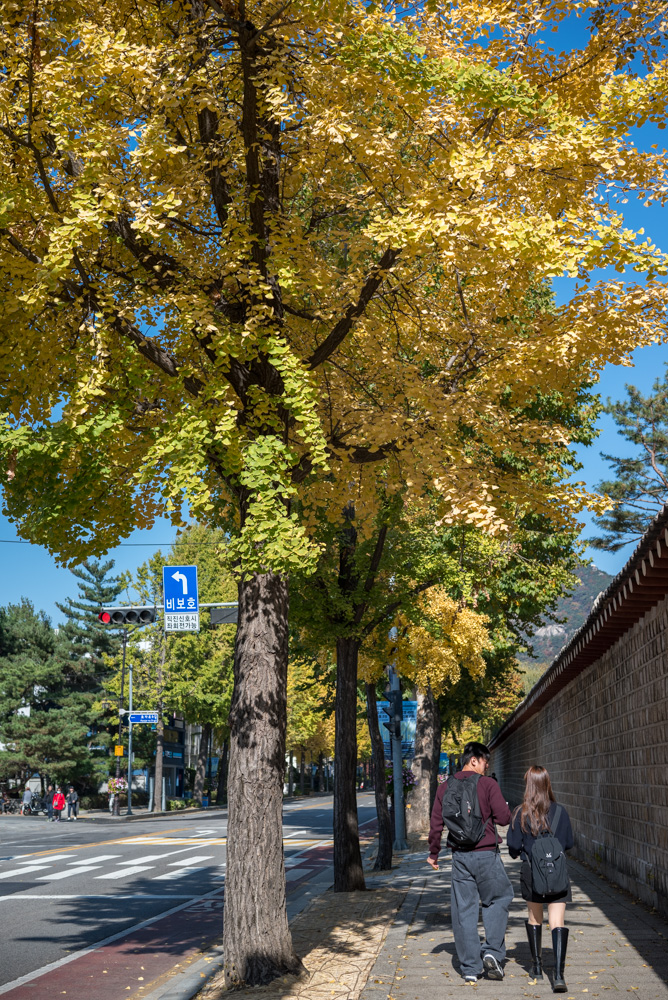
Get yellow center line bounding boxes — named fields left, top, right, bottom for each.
left=12, top=826, right=190, bottom=858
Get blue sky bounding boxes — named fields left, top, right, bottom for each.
left=1, top=13, right=667, bottom=622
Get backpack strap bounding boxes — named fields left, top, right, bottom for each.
left=546, top=804, right=562, bottom=836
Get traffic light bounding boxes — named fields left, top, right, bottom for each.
left=98, top=606, right=157, bottom=626
left=381, top=690, right=403, bottom=740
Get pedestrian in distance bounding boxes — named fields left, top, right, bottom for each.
left=52, top=786, right=66, bottom=823
left=428, top=741, right=513, bottom=984
left=1, top=789, right=11, bottom=813
left=507, top=765, right=574, bottom=994
left=21, top=786, right=32, bottom=816
left=44, top=784, right=55, bottom=821
left=66, top=785, right=79, bottom=821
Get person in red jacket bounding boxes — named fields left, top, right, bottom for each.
left=428, top=741, right=513, bottom=984
left=52, top=787, right=66, bottom=823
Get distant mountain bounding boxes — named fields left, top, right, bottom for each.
left=520, top=563, right=614, bottom=666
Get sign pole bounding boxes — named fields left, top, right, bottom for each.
left=127, top=659, right=133, bottom=817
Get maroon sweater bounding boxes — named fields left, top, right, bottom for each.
left=428, top=771, right=511, bottom=859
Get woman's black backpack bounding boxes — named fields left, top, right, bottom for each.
left=530, top=806, right=568, bottom=896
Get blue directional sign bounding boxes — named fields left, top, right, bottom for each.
left=163, top=565, right=199, bottom=612
left=163, top=565, right=199, bottom=632
left=129, top=712, right=159, bottom=725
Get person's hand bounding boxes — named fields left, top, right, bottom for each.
left=427, top=856, right=439, bottom=871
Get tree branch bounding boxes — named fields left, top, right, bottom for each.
left=308, top=248, right=401, bottom=369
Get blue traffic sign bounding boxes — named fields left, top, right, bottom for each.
left=163, top=565, right=199, bottom=614
left=129, top=712, right=159, bottom=725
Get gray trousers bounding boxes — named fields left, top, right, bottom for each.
left=451, top=850, right=514, bottom=977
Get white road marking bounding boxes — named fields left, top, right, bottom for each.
left=117, top=848, right=205, bottom=864
left=16, top=855, right=72, bottom=863
left=167, top=855, right=214, bottom=866
left=0, top=865, right=51, bottom=880
left=67, top=855, right=121, bottom=865
left=0, top=894, right=200, bottom=901
left=95, top=865, right=155, bottom=880
left=37, top=866, right=102, bottom=881
left=153, top=867, right=205, bottom=881
left=0, top=883, right=226, bottom=996
left=284, top=830, right=307, bottom=838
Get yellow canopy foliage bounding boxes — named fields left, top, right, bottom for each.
left=361, top=587, right=490, bottom=697
left=1, top=2, right=668, bottom=569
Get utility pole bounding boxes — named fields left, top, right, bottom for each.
left=127, top=657, right=134, bottom=816
left=114, top=629, right=128, bottom=818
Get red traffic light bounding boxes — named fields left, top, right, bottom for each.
left=98, top=611, right=112, bottom=624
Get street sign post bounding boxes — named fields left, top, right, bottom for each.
left=163, top=565, right=199, bottom=632
left=128, top=711, right=159, bottom=725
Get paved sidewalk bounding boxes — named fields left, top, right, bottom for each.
left=360, top=842, right=668, bottom=999
left=190, top=837, right=668, bottom=1000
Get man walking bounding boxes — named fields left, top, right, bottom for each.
left=44, top=784, right=55, bottom=821
left=428, top=741, right=513, bottom=983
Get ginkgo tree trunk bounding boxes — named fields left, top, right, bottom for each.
left=2, top=0, right=668, bottom=987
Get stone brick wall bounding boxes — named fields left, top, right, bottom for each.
left=492, top=593, right=668, bottom=917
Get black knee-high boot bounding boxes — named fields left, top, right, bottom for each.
left=525, top=920, right=543, bottom=980
left=552, top=927, right=569, bottom=993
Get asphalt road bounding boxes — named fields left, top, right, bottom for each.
left=0, top=793, right=378, bottom=996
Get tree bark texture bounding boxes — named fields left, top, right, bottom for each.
left=223, top=571, right=302, bottom=988
left=194, top=722, right=211, bottom=804
left=333, top=635, right=366, bottom=892
left=366, top=681, right=393, bottom=870
left=406, top=686, right=441, bottom=835
left=216, top=738, right=228, bottom=804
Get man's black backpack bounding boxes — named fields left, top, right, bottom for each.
left=530, top=806, right=568, bottom=896
left=441, top=774, right=486, bottom=848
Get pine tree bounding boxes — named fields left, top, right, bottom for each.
left=52, top=559, right=124, bottom=787
left=55, top=559, right=123, bottom=673
left=0, top=599, right=76, bottom=784
left=591, top=374, right=668, bottom=551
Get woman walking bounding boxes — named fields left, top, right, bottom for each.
left=507, top=766, right=574, bottom=993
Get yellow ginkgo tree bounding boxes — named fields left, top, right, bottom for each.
left=3, top=0, right=668, bottom=986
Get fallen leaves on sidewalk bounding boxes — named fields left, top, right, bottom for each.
left=200, top=888, right=403, bottom=1000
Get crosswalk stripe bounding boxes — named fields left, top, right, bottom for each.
left=167, top=856, right=214, bottom=867
left=117, top=848, right=205, bottom=864
left=68, top=855, right=121, bottom=865
left=16, top=855, right=71, bottom=864
left=0, top=866, right=51, bottom=880
left=153, top=867, right=205, bottom=881
left=37, top=866, right=102, bottom=881
left=96, top=866, right=155, bottom=880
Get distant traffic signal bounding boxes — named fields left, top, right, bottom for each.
left=98, top=606, right=157, bottom=626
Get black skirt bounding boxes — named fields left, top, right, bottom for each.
left=520, top=860, right=572, bottom=903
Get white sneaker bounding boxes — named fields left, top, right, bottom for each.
left=483, top=954, right=504, bottom=981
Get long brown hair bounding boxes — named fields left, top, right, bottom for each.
left=513, top=766, right=556, bottom=834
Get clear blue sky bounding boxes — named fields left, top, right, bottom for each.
left=1, top=15, right=667, bottom=622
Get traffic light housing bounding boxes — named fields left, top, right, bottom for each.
left=98, top=606, right=157, bottom=626
left=381, top=690, right=403, bottom=740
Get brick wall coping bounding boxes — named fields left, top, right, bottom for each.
left=490, top=504, right=668, bottom=749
